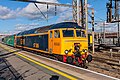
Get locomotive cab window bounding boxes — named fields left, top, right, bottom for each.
left=62, top=30, right=74, bottom=37
left=76, top=30, right=86, bottom=37
left=76, top=30, right=81, bottom=37
left=81, top=31, right=86, bottom=37
left=54, top=30, right=60, bottom=38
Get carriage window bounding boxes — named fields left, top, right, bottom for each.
left=54, top=30, right=60, bottom=38
left=50, top=31, right=52, bottom=38
left=62, top=30, right=74, bottom=37
left=76, top=30, right=81, bottom=37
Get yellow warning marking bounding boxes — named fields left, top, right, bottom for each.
left=0, top=43, right=78, bottom=80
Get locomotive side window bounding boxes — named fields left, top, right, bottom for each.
left=62, top=30, right=74, bottom=37
left=50, top=31, right=52, bottom=38
left=54, top=30, right=60, bottom=38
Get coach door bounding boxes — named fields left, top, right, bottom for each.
left=49, top=31, right=53, bottom=54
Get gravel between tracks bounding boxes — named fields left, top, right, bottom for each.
left=88, top=51, right=120, bottom=79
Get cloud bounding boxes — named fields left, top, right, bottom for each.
left=0, top=23, right=40, bottom=35
left=19, top=0, right=69, bottom=20
left=0, top=31, right=15, bottom=35
left=87, top=4, right=92, bottom=8
left=94, top=22, right=118, bottom=32
left=0, top=0, right=70, bottom=21
left=15, top=23, right=40, bottom=31
left=56, top=8, right=72, bottom=22
left=0, top=5, right=20, bottom=20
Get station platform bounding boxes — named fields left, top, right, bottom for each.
left=0, top=45, right=70, bottom=80
left=0, top=43, right=119, bottom=80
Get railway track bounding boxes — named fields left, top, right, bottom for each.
left=89, top=61, right=120, bottom=74
left=92, top=56, right=120, bottom=66
left=89, top=51, right=120, bottom=78
left=100, top=51, right=120, bottom=57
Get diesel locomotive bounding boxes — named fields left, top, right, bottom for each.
left=2, top=22, right=92, bottom=67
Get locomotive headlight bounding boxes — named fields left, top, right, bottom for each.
left=64, top=50, right=69, bottom=54
left=82, top=49, right=87, bottom=52
left=84, top=49, right=87, bottom=53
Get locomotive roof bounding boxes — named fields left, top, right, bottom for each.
left=50, top=22, right=84, bottom=30
left=16, top=22, right=84, bottom=36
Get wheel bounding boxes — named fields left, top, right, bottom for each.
left=67, top=56, right=73, bottom=64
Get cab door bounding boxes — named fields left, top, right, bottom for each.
left=52, top=30, right=61, bottom=54
left=49, top=30, right=61, bottom=54
left=49, top=31, right=53, bottom=54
